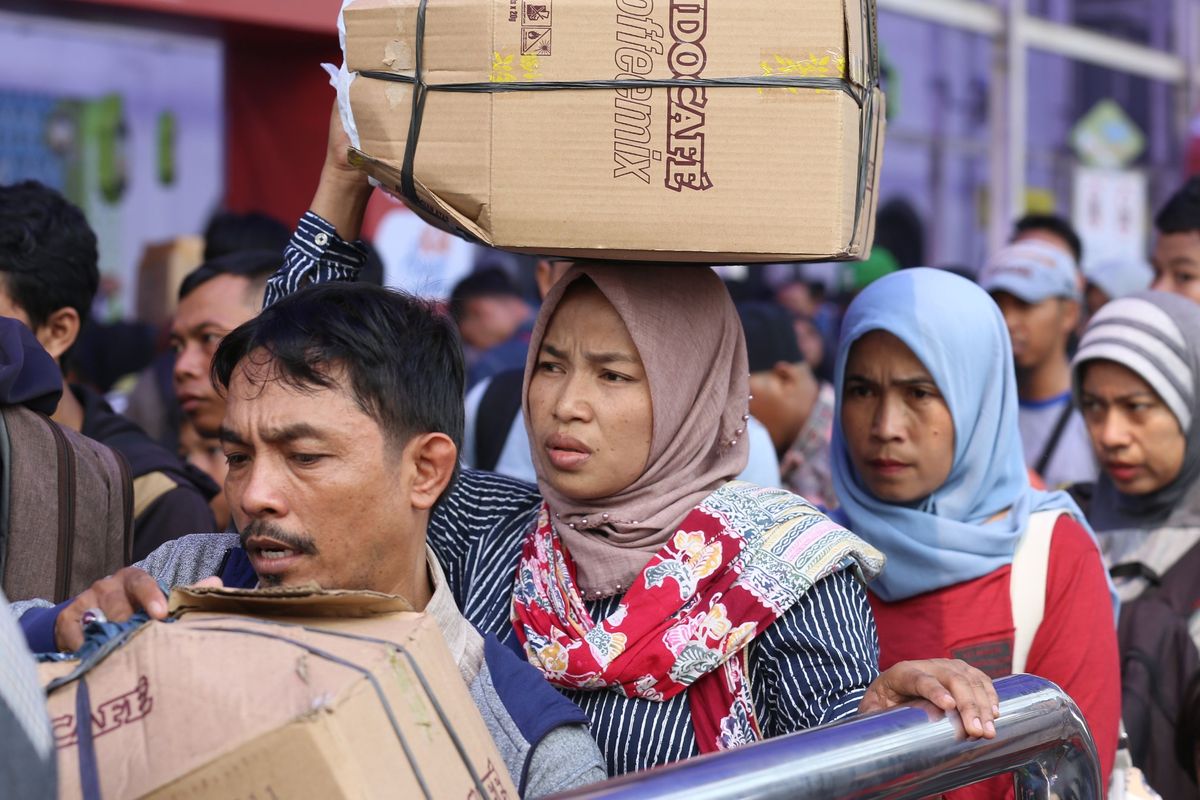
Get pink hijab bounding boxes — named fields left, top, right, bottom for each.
left=522, top=264, right=751, bottom=597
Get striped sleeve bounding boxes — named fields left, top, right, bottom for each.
left=426, top=469, right=542, bottom=632
left=751, top=567, right=880, bottom=735
left=264, top=211, right=368, bottom=308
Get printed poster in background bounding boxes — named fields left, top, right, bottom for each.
left=1071, top=167, right=1147, bottom=274
left=0, top=11, right=223, bottom=319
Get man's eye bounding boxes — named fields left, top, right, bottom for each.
left=291, top=454, right=324, bottom=466
left=224, top=453, right=249, bottom=468
left=536, top=361, right=563, bottom=374
left=601, top=371, right=631, bottom=383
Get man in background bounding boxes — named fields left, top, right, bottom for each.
left=739, top=301, right=837, bottom=508
left=449, top=268, right=536, bottom=388
left=170, top=251, right=279, bottom=439
left=0, top=180, right=216, bottom=558
left=1151, top=177, right=1200, bottom=304
left=980, top=239, right=1097, bottom=489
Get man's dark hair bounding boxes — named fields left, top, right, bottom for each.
left=178, top=250, right=281, bottom=303
left=0, top=180, right=99, bottom=329
left=448, top=268, right=523, bottom=322
left=203, top=211, right=291, bottom=261
left=1156, top=177, right=1200, bottom=236
left=211, top=282, right=465, bottom=487
left=1012, top=214, right=1083, bottom=265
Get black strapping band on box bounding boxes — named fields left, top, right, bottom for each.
left=190, top=616, right=497, bottom=800
left=370, top=0, right=881, bottom=258
left=190, top=625, right=440, bottom=800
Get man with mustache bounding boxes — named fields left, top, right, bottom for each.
left=17, top=281, right=609, bottom=798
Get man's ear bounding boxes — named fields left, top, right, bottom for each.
left=406, top=433, right=458, bottom=511
left=35, top=307, right=81, bottom=362
left=1060, top=299, right=1081, bottom=337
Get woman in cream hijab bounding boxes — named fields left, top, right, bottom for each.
left=436, top=263, right=999, bottom=777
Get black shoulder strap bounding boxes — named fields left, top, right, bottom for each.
left=1034, top=400, right=1076, bottom=480
left=0, top=409, right=10, bottom=584
left=474, top=368, right=526, bottom=473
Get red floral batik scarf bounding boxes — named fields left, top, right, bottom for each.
left=510, top=482, right=884, bottom=753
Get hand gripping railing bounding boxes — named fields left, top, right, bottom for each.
left=551, top=674, right=1102, bottom=800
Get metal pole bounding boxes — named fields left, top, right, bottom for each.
left=550, top=674, right=1102, bottom=800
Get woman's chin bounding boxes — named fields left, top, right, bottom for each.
left=543, top=471, right=631, bottom=504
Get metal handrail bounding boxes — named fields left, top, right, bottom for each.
left=551, top=674, right=1102, bottom=800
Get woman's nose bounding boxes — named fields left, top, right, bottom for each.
left=871, top=396, right=904, bottom=441
left=553, top=374, right=593, bottom=423
left=1099, top=410, right=1131, bottom=449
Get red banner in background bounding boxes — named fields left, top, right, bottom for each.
left=70, top=0, right=340, bottom=33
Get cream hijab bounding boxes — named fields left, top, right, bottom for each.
left=522, top=264, right=751, bottom=597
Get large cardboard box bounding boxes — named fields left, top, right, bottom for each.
left=340, top=0, right=884, bottom=263
left=39, top=587, right=517, bottom=800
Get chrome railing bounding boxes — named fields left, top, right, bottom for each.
left=552, top=674, right=1101, bottom=800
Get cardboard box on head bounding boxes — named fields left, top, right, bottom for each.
left=39, top=586, right=517, bottom=800
left=340, top=0, right=884, bottom=263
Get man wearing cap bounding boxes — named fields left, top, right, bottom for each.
left=739, top=301, right=837, bottom=509
left=981, top=239, right=1098, bottom=489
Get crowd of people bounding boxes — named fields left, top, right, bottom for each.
left=1, top=104, right=1200, bottom=799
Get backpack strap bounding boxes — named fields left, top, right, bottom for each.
left=0, top=409, right=11, bottom=584
left=474, top=369, right=526, bottom=473
left=1009, top=510, right=1061, bottom=674
left=1033, top=401, right=1075, bottom=482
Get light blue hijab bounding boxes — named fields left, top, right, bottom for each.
left=831, top=268, right=1098, bottom=602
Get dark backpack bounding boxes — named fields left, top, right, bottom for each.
left=474, top=368, right=526, bottom=473
left=1117, top=539, right=1200, bottom=800
left=0, top=405, right=133, bottom=603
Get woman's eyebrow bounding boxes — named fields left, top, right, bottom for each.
left=585, top=351, right=638, bottom=365
left=846, top=373, right=935, bottom=387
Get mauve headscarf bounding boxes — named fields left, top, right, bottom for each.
left=522, top=264, right=751, bottom=597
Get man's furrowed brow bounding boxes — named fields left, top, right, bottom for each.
left=218, top=427, right=248, bottom=446
left=258, top=422, right=328, bottom=445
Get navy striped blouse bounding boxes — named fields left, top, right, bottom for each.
left=269, top=215, right=883, bottom=776
left=429, top=470, right=880, bottom=775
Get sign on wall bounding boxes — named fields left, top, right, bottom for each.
left=0, top=11, right=224, bottom=318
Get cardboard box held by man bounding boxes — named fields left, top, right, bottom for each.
left=39, top=587, right=517, bottom=800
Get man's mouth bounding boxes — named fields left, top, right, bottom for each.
left=241, top=526, right=318, bottom=577
left=176, top=390, right=209, bottom=414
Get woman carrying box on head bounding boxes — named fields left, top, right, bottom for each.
left=426, top=263, right=998, bottom=775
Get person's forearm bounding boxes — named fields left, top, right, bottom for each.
left=310, top=163, right=373, bottom=242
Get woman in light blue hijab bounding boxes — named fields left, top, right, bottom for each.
left=831, top=267, right=1120, bottom=797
